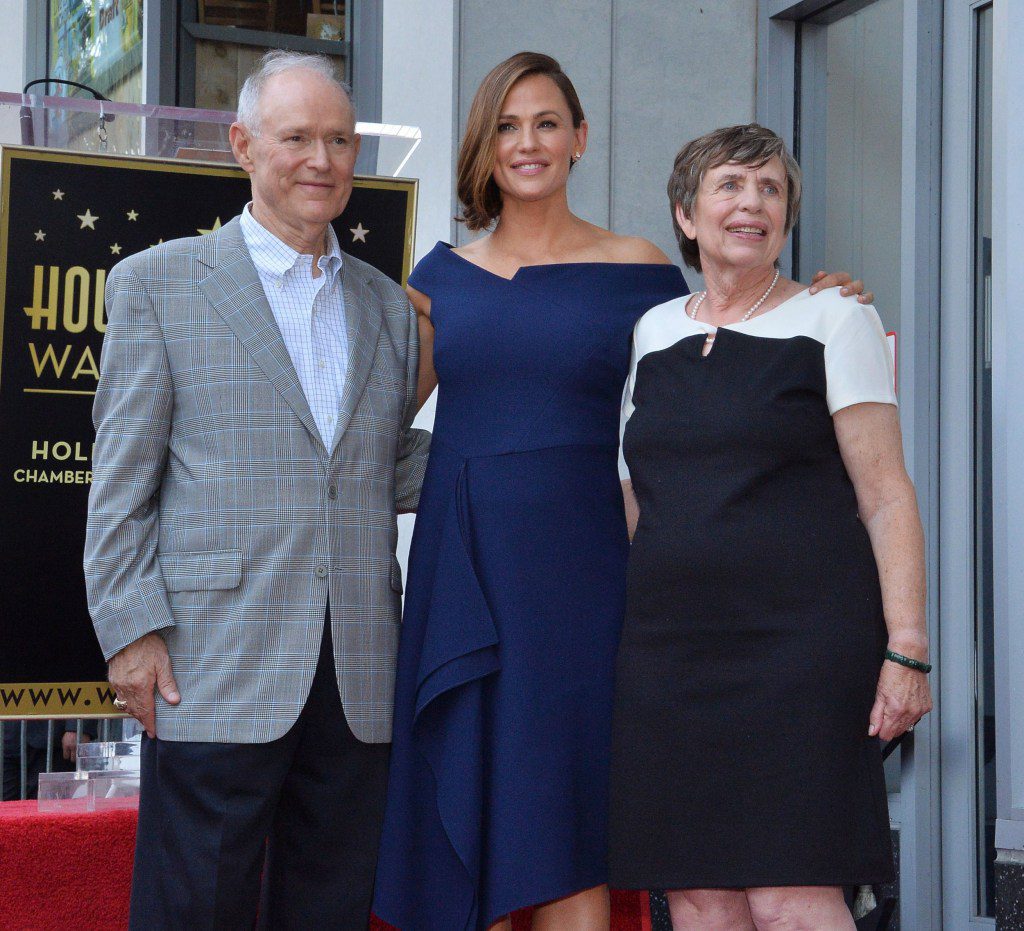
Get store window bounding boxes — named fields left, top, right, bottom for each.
left=196, top=1, right=345, bottom=40
left=46, top=0, right=144, bottom=104
left=181, top=2, right=351, bottom=115
left=42, top=0, right=144, bottom=154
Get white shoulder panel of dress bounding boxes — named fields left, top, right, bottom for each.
left=626, top=287, right=897, bottom=417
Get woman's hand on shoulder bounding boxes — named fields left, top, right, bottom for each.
left=808, top=269, right=874, bottom=304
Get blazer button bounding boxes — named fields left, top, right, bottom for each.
left=327, top=484, right=338, bottom=499
left=315, top=566, right=328, bottom=578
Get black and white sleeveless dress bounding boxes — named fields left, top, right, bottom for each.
left=609, top=287, right=898, bottom=888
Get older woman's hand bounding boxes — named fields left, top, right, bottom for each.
left=868, top=656, right=933, bottom=740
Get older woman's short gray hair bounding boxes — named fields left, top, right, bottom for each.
left=668, top=123, right=802, bottom=272
left=236, top=50, right=354, bottom=135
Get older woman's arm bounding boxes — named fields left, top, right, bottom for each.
left=834, top=402, right=933, bottom=741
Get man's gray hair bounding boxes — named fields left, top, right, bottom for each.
left=236, top=50, right=354, bottom=135
left=667, top=123, right=802, bottom=272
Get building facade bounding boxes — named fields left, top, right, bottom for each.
left=3, top=0, right=1022, bottom=926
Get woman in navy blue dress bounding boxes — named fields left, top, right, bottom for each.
left=373, top=55, right=865, bottom=931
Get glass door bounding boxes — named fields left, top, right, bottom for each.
left=971, top=9, right=995, bottom=915
left=792, top=0, right=905, bottom=339
left=940, top=0, right=997, bottom=925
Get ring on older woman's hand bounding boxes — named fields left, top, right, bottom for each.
left=113, top=697, right=128, bottom=710
left=906, top=723, right=914, bottom=732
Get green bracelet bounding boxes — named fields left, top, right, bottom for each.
left=885, top=649, right=932, bottom=674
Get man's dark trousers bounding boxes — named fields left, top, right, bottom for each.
left=129, top=614, right=390, bottom=930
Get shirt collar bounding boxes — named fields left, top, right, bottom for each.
left=240, top=203, right=344, bottom=282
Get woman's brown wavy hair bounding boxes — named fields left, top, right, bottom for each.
left=457, top=52, right=585, bottom=232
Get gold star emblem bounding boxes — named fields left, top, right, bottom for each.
left=34, top=230, right=46, bottom=242
left=110, top=243, right=122, bottom=255
left=127, top=209, right=138, bottom=221
left=197, top=217, right=223, bottom=235
left=350, top=222, right=369, bottom=243
left=77, top=209, right=99, bottom=230
left=52, top=189, right=64, bottom=200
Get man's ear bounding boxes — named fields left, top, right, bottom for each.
left=229, top=122, right=255, bottom=173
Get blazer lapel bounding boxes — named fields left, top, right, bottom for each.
left=329, top=259, right=383, bottom=453
left=197, top=218, right=321, bottom=446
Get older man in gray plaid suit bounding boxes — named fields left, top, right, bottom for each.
left=84, top=51, right=429, bottom=929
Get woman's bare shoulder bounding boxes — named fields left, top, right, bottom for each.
left=586, top=227, right=675, bottom=265
left=451, top=234, right=492, bottom=261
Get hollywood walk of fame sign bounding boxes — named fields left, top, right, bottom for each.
left=0, top=145, right=417, bottom=716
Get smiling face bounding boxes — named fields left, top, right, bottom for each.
left=229, top=68, right=360, bottom=252
left=490, top=73, right=587, bottom=207
left=676, top=157, right=789, bottom=275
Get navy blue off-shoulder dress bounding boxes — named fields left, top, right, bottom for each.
left=372, top=243, right=687, bottom=931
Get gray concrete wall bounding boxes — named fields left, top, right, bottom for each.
left=454, top=0, right=759, bottom=271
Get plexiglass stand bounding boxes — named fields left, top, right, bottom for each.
left=0, top=92, right=420, bottom=177
left=38, top=740, right=142, bottom=812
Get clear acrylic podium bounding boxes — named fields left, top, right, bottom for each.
left=0, top=91, right=421, bottom=177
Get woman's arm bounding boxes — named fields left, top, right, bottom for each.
left=621, top=480, right=639, bottom=541
left=834, top=402, right=933, bottom=740
left=407, top=285, right=438, bottom=411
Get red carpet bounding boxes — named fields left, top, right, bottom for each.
left=0, top=800, right=649, bottom=930
left=370, top=890, right=651, bottom=930
left=0, top=800, right=136, bottom=931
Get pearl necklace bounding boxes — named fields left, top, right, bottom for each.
left=687, top=268, right=781, bottom=339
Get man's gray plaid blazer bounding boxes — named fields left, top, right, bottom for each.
left=84, top=216, right=429, bottom=744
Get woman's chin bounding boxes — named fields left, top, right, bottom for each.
left=705, top=248, right=779, bottom=272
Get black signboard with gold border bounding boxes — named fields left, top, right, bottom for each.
left=0, top=145, right=417, bottom=717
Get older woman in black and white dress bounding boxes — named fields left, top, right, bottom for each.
left=608, top=124, right=932, bottom=930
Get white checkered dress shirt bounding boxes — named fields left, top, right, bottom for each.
left=240, top=204, right=348, bottom=446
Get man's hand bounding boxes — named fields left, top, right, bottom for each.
left=61, top=730, right=92, bottom=762
left=107, top=632, right=181, bottom=738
